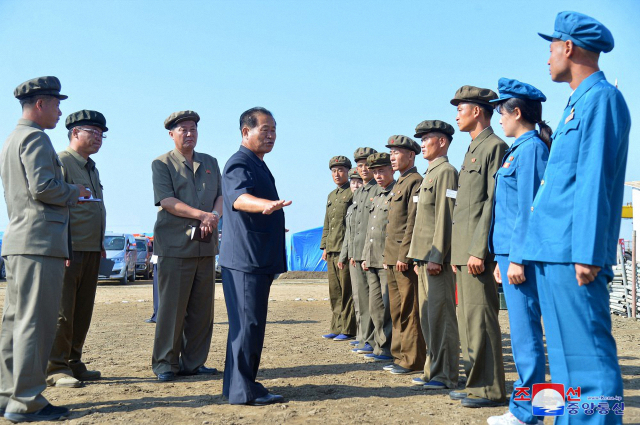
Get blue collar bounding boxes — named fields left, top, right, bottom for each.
left=239, top=145, right=265, bottom=167
left=568, top=71, right=606, bottom=108
left=510, top=130, right=538, bottom=150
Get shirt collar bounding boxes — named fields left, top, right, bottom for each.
left=171, top=148, right=201, bottom=171
left=469, top=126, right=494, bottom=153
left=17, top=118, right=43, bottom=130
left=397, top=166, right=417, bottom=183
left=337, top=182, right=350, bottom=192
left=509, top=130, right=538, bottom=151
left=568, top=71, right=606, bottom=108
left=239, top=145, right=265, bottom=167
left=382, top=180, right=396, bottom=193
left=426, top=156, right=448, bottom=174
left=65, top=146, right=91, bottom=169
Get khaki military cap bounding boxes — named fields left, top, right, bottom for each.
left=450, top=85, right=498, bottom=106
left=164, top=110, right=200, bottom=130
left=366, top=152, right=392, bottom=169
left=329, top=155, right=352, bottom=170
left=385, top=135, right=420, bottom=154
left=14, top=76, right=67, bottom=100
left=354, top=147, right=378, bottom=161
left=65, top=110, right=108, bottom=132
left=349, top=168, right=362, bottom=180
left=414, top=120, right=455, bottom=139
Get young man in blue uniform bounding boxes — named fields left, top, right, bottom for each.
left=524, top=11, right=630, bottom=425
left=220, top=107, right=290, bottom=406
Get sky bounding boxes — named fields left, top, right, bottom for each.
left=0, top=0, right=638, bottom=241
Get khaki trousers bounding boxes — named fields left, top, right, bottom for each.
left=152, top=256, right=215, bottom=375
left=326, top=252, right=356, bottom=335
left=366, top=267, right=392, bottom=357
left=0, top=255, right=65, bottom=413
left=416, top=262, right=459, bottom=388
left=48, top=251, right=101, bottom=382
left=352, top=261, right=374, bottom=348
left=455, top=264, right=506, bottom=402
left=387, top=265, right=426, bottom=370
left=347, top=261, right=361, bottom=342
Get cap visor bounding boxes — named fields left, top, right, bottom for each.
left=538, top=32, right=554, bottom=42
left=54, top=94, right=68, bottom=100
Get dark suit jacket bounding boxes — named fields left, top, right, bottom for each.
left=219, top=146, right=286, bottom=274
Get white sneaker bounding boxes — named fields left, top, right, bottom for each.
left=487, top=411, right=543, bottom=425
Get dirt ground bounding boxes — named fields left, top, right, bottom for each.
left=0, top=278, right=638, bottom=424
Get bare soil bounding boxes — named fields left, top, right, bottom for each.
left=0, top=279, right=638, bottom=424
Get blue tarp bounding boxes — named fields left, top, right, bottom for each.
left=287, top=226, right=327, bottom=271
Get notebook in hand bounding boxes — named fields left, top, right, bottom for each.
left=190, top=224, right=212, bottom=243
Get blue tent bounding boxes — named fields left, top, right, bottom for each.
left=287, top=226, right=327, bottom=271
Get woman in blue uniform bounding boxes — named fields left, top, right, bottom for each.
left=487, top=78, right=551, bottom=425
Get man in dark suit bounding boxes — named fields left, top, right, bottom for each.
left=219, top=107, right=290, bottom=406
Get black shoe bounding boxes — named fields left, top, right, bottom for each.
left=247, top=393, right=284, bottom=406
left=157, top=372, right=176, bottom=382
left=4, top=404, right=69, bottom=422
left=449, top=390, right=467, bottom=400
left=461, top=395, right=505, bottom=408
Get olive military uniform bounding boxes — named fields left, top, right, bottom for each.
left=0, top=77, right=80, bottom=415
left=48, top=111, right=108, bottom=385
left=383, top=135, right=425, bottom=370
left=451, top=125, right=507, bottom=402
left=362, top=178, right=395, bottom=357
left=321, top=179, right=356, bottom=336
left=408, top=155, right=459, bottom=388
left=152, top=145, right=222, bottom=376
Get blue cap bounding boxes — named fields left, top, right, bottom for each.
left=538, top=11, right=614, bottom=53
left=490, top=78, right=547, bottom=103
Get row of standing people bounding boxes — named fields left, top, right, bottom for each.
left=320, top=11, right=629, bottom=425
left=0, top=83, right=289, bottom=421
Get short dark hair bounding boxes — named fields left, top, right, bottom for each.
left=495, top=97, right=552, bottom=148
left=170, top=121, right=198, bottom=131
left=19, top=95, right=50, bottom=109
left=430, top=131, right=453, bottom=143
left=476, top=102, right=494, bottom=119
left=239, top=107, right=275, bottom=132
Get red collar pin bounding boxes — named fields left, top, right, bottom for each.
left=206, top=169, right=211, bottom=174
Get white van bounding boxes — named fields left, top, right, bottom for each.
left=100, top=233, right=137, bottom=284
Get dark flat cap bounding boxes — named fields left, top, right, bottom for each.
left=490, top=78, right=547, bottom=103
left=450, top=86, right=497, bottom=107
left=349, top=168, right=362, bottom=180
left=366, top=152, right=392, bottom=169
left=14, top=76, right=67, bottom=100
left=164, top=110, right=200, bottom=130
left=414, top=120, right=455, bottom=138
left=66, top=110, right=108, bottom=132
left=385, top=135, right=421, bottom=154
left=539, top=11, right=614, bottom=53
left=354, top=147, right=378, bottom=161
left=329, top=155, right=352, bottom=170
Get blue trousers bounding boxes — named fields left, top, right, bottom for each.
left=496, top=255, right=545, bottom=424
left=533, top=262, right=622, bottom=425
left=221, top=267, right=273, bottom=404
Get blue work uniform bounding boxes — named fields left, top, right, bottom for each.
left=219, top=145, right=287, bottom=404
left=523, top=71, right=630, bottom=424
left=489, top=130, right=548, bottom=424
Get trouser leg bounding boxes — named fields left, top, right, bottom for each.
left=337, top=255, right=356, bottom=336
left=535, top=262, right=623, bottom=425
left=416, top=263, right=430, bottom=381
left=221, top=268, right=272, bottom=404
left=426, top=263, right=459, bottom=389
left=455, top=264, right=506, bottom=402
left=348, top=262, right=361, bottom=342
left=386, top=266, right=402, bottom=363
left=326, top=253, right=343, bottom=334
left=0, top=255, right=65, bottom=414
left=352, top=261, right=372, bottom=347
left=152, top=256, right=197, bottom=375
left=180, top=256, right=215, bottom=373
left=367, top=267, right=392, bottom=357
left=151, top=263, right=159, bottom=321
left=392, top=266, right=426, bottom=371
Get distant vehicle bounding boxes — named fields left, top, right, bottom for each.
left=99, top=233, right=137, bottom=284
left=135, top=237, right=153, bottom=280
